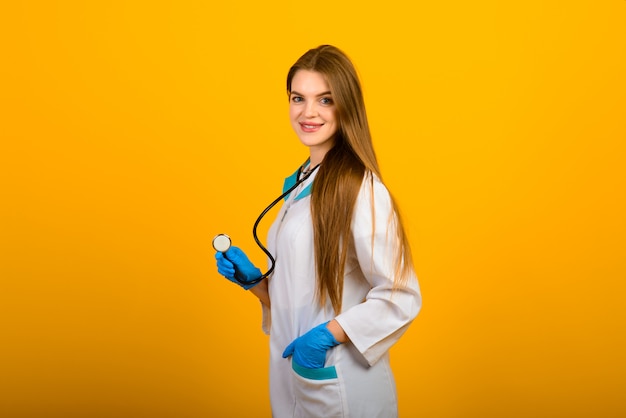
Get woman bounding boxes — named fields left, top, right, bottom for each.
left=215, top=45, right=421, bottom=417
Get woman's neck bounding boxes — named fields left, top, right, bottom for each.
left=309, top=144, right=332, bottom=167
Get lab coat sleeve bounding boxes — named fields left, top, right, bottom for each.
left=335, top=174, right=422, bottom=366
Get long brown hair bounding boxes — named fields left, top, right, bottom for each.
left=287, top=45, right=414, bottom=314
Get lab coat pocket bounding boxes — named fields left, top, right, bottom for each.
left=291, top=359, right=349, bottom=418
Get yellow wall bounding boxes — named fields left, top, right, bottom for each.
left=2, top=1, right=625, bottom=417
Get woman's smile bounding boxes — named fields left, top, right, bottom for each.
left=299, top=122, right=324, bottom=132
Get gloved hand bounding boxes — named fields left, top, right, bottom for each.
left=215, top=246, right=263, bottom=290
left=282, top=322, right=341, bottom=369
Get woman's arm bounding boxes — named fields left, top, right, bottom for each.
left=327, top=319, right=349, bottom=343
left=334, top=174, right=421, bottom=366
left=249, top=279, right=271, bottom=308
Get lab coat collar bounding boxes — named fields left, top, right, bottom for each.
left=282, top=166, right=314, bottom=202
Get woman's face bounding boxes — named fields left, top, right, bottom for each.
left=289, top=70, right=338, bottom=163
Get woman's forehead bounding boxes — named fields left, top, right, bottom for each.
left=290, top=70, right=331, bottom=94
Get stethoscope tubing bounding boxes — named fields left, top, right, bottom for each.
left=234, top=162, right=320, bottom=287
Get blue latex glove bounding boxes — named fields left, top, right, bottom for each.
left=215, top=246, right=263, bottom=290
left=282, top=322, right=341, bottom=369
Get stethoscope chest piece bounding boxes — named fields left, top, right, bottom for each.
left=212, top=234, right=232, bottom=253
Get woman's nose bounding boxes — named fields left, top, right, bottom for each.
left=304, top=101, right=317, bottom=117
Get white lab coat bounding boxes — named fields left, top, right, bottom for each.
left=263, top=166, right=421, bottom=418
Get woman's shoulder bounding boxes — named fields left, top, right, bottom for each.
left=351, top=170, right=395, bottom=234
left=361, top=170, right=389, bottom=191
left=357, top=170, right=392, bottom=206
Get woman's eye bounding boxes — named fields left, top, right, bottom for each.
left=291, top=96, right=303, bottom=103
left=320, top=97, right=333, bottom=105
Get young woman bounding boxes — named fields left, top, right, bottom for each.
left=215, top=45, right=421, bottom=418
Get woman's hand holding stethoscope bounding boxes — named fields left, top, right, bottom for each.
left=213, top=234, right=263, bottom=290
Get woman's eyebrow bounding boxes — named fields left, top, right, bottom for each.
left=290, top=90, right=332, bottom=97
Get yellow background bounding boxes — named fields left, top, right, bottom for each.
left=1, top=1, right=625, bottom=417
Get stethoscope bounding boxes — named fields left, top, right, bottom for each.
left=212, top=160, right=320, bottom=287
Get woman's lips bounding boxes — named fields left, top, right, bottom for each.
left=300, top=122, right=323, bottom=132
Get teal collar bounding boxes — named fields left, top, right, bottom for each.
left=282, top=165, right=315, bottom=202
